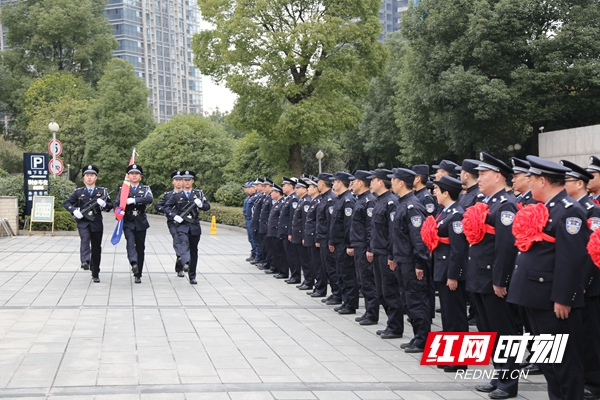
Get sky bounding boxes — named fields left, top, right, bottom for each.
left=202, top=77, right=238, bottom=113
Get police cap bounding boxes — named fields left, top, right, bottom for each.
left=511, top=157, right=530, bottom=175
left=433, top=160, right=458, bottom=177
left=181, top=170, right=196, bottom=179
left=329, top=171, right=353, bottom=186
left=171, top=170, right=182, bottom=179
left=412, top=164, right=429, bottom=176
left=456, top=159, right=480, bottom=176
left=350, top=170, right=372, bottom=184
left=82, top=164, right=99, bottom=176
left=475, top=152, right=512, bottom=177
left=387, top=168, right=416, bottom=184
left=587, top=156, right=600, bottom=174
left=126, top=164, right=143, bottom=174
left=561, top=160, right=593, bottom=183
left=367, top=169, right=393, bottom=182
left=526, top=155, right=570, bottom=179
left=434, top=176, right=463, bottom=196
left=272, top=183, right=283, bottom=193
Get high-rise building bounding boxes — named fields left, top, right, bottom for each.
left=378, top=0, right=410, bottom=40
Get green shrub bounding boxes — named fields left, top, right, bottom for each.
left=214, top=182, right=245, bottom=207
left=198, top=203, right=245, bottom=228
left=29, top=209, right=77, bottom=231
left=0, top=174, right=26, bottom=214
left=49, top=176, right=77, bottom=209
left=0, top=169, right=9, bottom=178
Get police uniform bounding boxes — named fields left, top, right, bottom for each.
left=587, top=156, right=600, bottom=202
left=243, top=182, right=260, bottom=262
left=63, top=165, right=113, bottom=282
left=155, top=170, right=184, bottom=275
left=278, top=177, right=301, bottom=283
left=457, top=159, right=484, bottom=209
left=250, top=178, right=265, bottom=266
left=368, top=169, right=402, bottom=336
left=315, top=174, right=340, bottom=301
left=304, top=181, right=323, bottom=297
left=259, top=179, right=274, bottom=271
left=466, top=153, right=519, bottom=397
left=291, top=179, right=313, bottom=289
left=507, top=156, right=587, bottom=400
left=266, top=185, right=287, bottom=278
left=389, top=169, right=431, bottom=350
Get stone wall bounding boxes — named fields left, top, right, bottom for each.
left=0, top=196, right=19, bottom=235
left=539, top=124, right=600, bottom=166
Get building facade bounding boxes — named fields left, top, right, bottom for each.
left=378, top=0, right=410, bottom=40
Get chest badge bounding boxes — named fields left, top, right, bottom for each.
left=329, top=206, right=334, bottom=214
left=345, top=207, right=353, bottom=217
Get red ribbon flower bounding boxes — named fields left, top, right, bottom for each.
left=588, top=230, right=600, bottom=268
left=512, top=203, right=555, bottom=252
left=421, top=215, right=440, bottom=252
left=463, top=203, right=492, bottom=245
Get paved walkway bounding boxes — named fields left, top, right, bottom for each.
left=0, top=214, right=548, bottom=400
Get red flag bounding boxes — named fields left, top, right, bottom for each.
left=114, top=148, right=136, bottom=221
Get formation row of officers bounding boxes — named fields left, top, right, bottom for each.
left=241, top=154, right=600, bottom=400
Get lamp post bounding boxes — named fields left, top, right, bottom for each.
left=48, top=121, right=60, bottom=178
left=316, top=150, right=324, bottom=174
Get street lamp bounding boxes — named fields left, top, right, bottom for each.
left=48, top=121, right=60, bottom=178
left=378, top=162, right=385, bottom=168
left=507, top=143, right=522, bottom=152
left=316, top=150, right=324, bottom=174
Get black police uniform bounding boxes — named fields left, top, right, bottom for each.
left=458, top=184, right=483, bottom=209
left=259, top=185, right=273, bottom=269
left=316, top=185, right=340, bottom=300
left=414, top=187, right=437, bottom=216
left=156, top=178, right=183, bottom=273
left=291, top=193, right=312, bottom=288
left=304, top=194, right=322, bottom=295
left=243, top=187, right=260, bottom=260
left=279, top=189, right=300, bottom=282
left=250, top=183, right=265, bottom=264
left=369, top=189, right=401, bottom=332
left=266, top=194, right=287, bottom=277
left=63, top=169, right=113, bottom=279
left=165, top=186, right=210, bottom=282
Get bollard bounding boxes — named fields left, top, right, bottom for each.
left=210, top=216, right=217, bottom=235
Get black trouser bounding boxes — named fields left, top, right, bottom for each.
left=78, top=226, right=103, bottom=278
left=320, top=241, right=340, bottom=299
left=473, top=292, right=520, bottom=396
left=177, top=231, right=200, bottom=280
left=312, top=245, right=327, bottom=295
left=124, top=225, right=146, bottom=278
left=267, top=236, right=288, bottom=276
left=283, top=239, right=300, bottom=280
left=257, top=232, right=268, bottom=266
left=355, top=247, right=379, bottom=321
left=334, top=245, right=358, bottom=310
left=297, top=243, right=313, bottom=287
left=428, top=262, right=436, bottom=319
left=398, top=262, right=430, bottom=347
left=167, top=223, right=183, bottom=272
left=373, top=254, right=402, bottom=334
left=526, top=307, right=583, bottom=400
left=436, top=280, right=468, bottom=333
left=583, top=296, right=600, bottom=395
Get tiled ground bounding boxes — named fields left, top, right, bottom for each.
left=0, top=215, right=548, bottom=399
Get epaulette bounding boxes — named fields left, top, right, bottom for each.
left=477, top=193, right=485, bottom=198
left=388, top=201, right=394, bottom=205
left=586, top=201, right=594, bottom=210
left=407, top=204, right=414, bottom=210
left=345, top=198, right=351, bottom=202
left=452, top=208, right=458, bottom=214
left=327, top=198, right=333, bottom=202
left=500, top=196, right=507, bottom=203
left=561, top=198, right=573, bottom=208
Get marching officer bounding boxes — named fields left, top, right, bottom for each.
left=315, top=173, right=340, bottom=302
left=117, top=164, right=153, bottom=284
left=291, top=179, right=313, bottom=290
left=303, top=177, right=322, bottom=295
left=64, top=164, right=113, bottom=283
left=507, top=156, right=587, bottom=400
left=165, top=170, right=210, bottom=285
left=155, top=170, right=184, bottom=276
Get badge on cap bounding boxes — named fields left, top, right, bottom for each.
left=345, top=207, right=352, bottom=217
left=501, top=211, right=515, bottom=226
left=132, top=164, right=136, bottom=169
left=480, top=152, right=485, bottom=161
left=411, top=215, right=422, bottom=228
left=367, top=207, right=374, bottom=218
left=88, top=165, right=92, bottom=169
left=453, top=221, right=463, bottom=234
left=590, top=217, right=600, bottom=232
left=426, top=203, right=435, bottom=214
left=566, top=217, right=582, bottom=234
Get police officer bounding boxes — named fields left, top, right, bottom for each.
left=587, top=156, right=600, bottom=201
left=466, top=153, right=519, bottom=399
left=367, top=169, right=402, bottom=338
left=266, top=184, right=287, bottom=278
left=291, top=179, right=313, bottom=290
left=165, top=170, right=210, bottom=284
left=304, top=177, right=323, bottom=296
left=250, top=178, right=266, bottom=268
left=156, top=170, right=184, bottom=276
left=328, top=171, right=358, bottom=314
left=117, top=164, right=153, bottom=284
left=511, top=158, right=536, bottom=205
left=561, top=159, right=600, bottom=399
left=260, top=179, right=275, bottom=273
left=348, top=170, right=377, bottom=324
left=430, top=176, right=469, bottom=371
left=315, top=173, right=340, bottom=303
left=457, top=159, right=483, bottom=209
left=243, top=182, right=260, bottom=263
left=279, top=177, right=301, bottom=284
left=412, top=165, right=437, bottom=216
left=63, top=165, right=113, bottom=283
left=507, top=156, right=587, bottom=400
left=433, top=160, right=459, bottom=180
left=389, top=168, right=431, bottom=353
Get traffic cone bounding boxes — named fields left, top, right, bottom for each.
left=210, top=216, right=217, bottom=235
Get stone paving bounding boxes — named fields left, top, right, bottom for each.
left=0, top=214, right=549, bottom=399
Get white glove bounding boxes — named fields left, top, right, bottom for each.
left=126, top=198, right=135, bottom=205
left=174, top=215, right=184, bottom=223
left=194, top=198, right=203, bottom=207
left=97, top=198, right=106, bottom=208
left=73, top=209, right=83, bottom=219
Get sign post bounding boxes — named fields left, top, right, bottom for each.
left=23, top=152, right=50, bottom=218
left=29, top=196, right=55, bottom=235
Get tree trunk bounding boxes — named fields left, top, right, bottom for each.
left=289, top=142, right=302, bottom=176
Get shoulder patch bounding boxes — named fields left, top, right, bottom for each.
left=589, top=217, right=600, bottom=232
left=411, top=215, right=422, bottom=228
left=328, top=206, right=334, bottom=214
left=345, top=207, right=353, bottom=217
left=366, top=207, right=374, bottom=218
left=292, top=201, right=298, bottom=209
left=586, top=202, right=594, bottom=210
left=390, top=211, right=396, bottom=222
left=426, top=203, right=435, bottom=214
left=562, top=198, right=573, bottom=208
left=452, top=221, right=463, bottom=234
left=566, top=217, right=582, bottom=234
left=303, top=204, right=310, bottom=212
left=501, top=211, right=515, bottom=226
left=500, top=196, right=507, bottom=203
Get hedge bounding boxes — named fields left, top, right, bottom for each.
left=198, top=203, right=245, bottom=228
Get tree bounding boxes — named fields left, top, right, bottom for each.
left=395, top=0, right=600, bottom=164
left=84, top=59, right=155, bottom=189
left=192, top=0, right=387, bottom=175
left=0, top=0, right=118, bottom=86
left=136, top=114, right=234, bottom=198
left=222, top=131, right=284, bottom=184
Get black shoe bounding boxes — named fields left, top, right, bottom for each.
left=376, top=329, right=388, bottom=336
left=487, top=389, right=516, bottom=399
left=326, top=298, right=342, bottom=305
left=92, top=277, right=100, bottom=283
left=286, top=278, right=301, bottom=284
left=333, top=305, right=346, bottom=312
left=297, top=285, right=313, bottom=290
left=337, top=307, right=356, bottom=315
left=435, top=308, right=441, bottom=313
left=521, top=363, right=542, bottom=375
left=311, top=292, right=326, bottom=298
left=175, top=257, right=182, bottom=271
left=444, top=365, right=466, bottom=373
left=475, top=384, right=496, bottom=393
left=134, top=276, right=141, bottom=284
left=131, top=263, right=138, bottom=275
left=177, top=271, right=185, bottom=277
left=275, top=274, right=289, bottom=279
left=359, top=319, right=378, bottom=326
left=245, top=256, right=255, bottom=262
left=264, top=269, right=276, bottom=274
left=250, top=259, right=260, bottom=265
left=183, top=263, right=189, bottom=272
left=400, top=341, right=414, bottom=349
left=584, top=389, right=598, bottom=400
left=322, top=295, right=333, bottom=303
left=190, top=279, right=197, bottom=285
left=81, top=262, right=90, bottom=270
left=380, top=332, right=403, bottom=339
left=355, top=315, right=365, bottom=322
left=257, top=265, right=270, bottom=270
left=404, top=344, right=424, bottom=353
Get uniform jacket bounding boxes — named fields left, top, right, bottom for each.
left=432, top=204, right=468, bottom=282
left=63, top=186, right=113, bottom=232
left=267, top=198, right=283, bottom=238
left=516, top=190, right=537, bottom=206
left=329, top=189, right=356, bottom=246
left=391, top=192, right=429, bottom=266
left=579, top=196, right=600, bottom=297
left=156, top=190, right=181, bottom=227
left=466, top=189, right=518, bottom=294
left=303, top=195, right=321, bottom=247
left=250, top=193, right=264, bottom=231
left=243, top=193, right=257, bottom=220
left=414, top=187, right=437, bottom=216
left=458, top=184, right=483, bottom=210
left=165, top=189, right=210, bottom=235
left=370, top=190, right=399, bottom=257
left=278, top=193, right=299, bottom=239
left=291, top=195, right=311, bottom=244
left=316, top=189, right=337, bottom=243
left=507, top=190, right=587, bottom=310
left=349, top=191, right=376, bottom=250
left=116, top=184, right=154, bottom=230
left=259, top=193, right=272, bottom=234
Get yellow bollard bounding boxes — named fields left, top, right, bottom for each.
left=210, top=216, right=217, bottom=235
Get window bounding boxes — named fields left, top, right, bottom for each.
left=157, top=46, right=162, bottom=56
left=158, top=60, right=163, bottom=71
left=166, top=76, right=171, bottom=86
left=166, top=91, right=171, bottom=100
left=167, top=106, right=172, bottom=115
left=158, top=75, right=164, bottom=85
left=159, top=90, right=164, bottom=100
